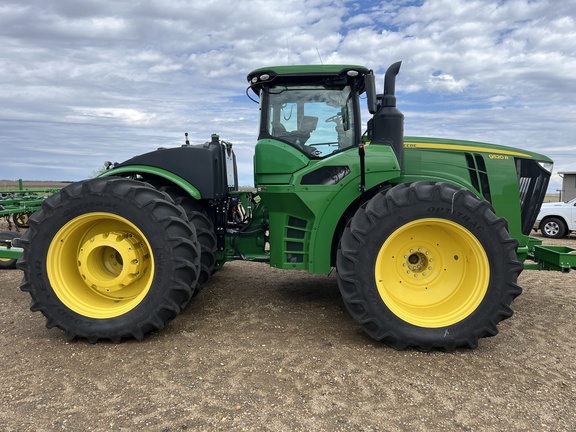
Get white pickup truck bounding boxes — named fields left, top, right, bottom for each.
left=534, top=197, right=576, bottom=238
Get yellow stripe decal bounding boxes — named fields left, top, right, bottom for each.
left=404, top=142, right=532, bottom=158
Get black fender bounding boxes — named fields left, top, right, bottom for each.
left=111, top=137, right=236, bottom=200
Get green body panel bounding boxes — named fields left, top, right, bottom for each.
left=245, top=135, right=552, bottom=274
left=402, top=136, right=543, bottom=158
left=100, top=165, right=202, bottom=200
left=400, top=136, right=551, bottom=252
left=253, top=140, right=309, bottom=184
left=254, top=139, right=400, bottom=273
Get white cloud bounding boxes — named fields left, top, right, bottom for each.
left=68, top=108, right=157, bottom=125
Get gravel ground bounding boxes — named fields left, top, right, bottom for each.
left=1, top=222, right=575, bottom=431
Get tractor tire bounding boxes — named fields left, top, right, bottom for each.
left=151, top=185, right=217, bottom=295
left=0, top=230, right=19, bottom=269
left=336, top=181, right=522, bottom=351
left=17, top=177, right=201, bottom=343
left=540, top=217, right=566, bottom=238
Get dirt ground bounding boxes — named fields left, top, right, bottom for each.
left=1, top=219, right=575, bottom=431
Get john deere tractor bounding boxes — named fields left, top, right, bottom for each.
left=15, top=62, right=564, bottom=350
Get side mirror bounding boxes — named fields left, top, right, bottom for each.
left=365, top=72, right=378, bottom=114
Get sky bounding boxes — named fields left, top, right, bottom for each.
left=1, top=0, right=575, bottom=193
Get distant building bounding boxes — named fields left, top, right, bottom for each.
left=558, top=167, right=576, bottom=201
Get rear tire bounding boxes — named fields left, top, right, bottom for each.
left=17, top=177, right=201, bottom=342
left=151, top=185, right=217, bottom=295
left=177, top=198, right=217, bottom=293
left=337, top=182, right=522, bottom=351
left=540, top=217, right=566, bottom=238
left=0, top=231, right=19, bottom=269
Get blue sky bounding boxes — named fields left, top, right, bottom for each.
left=1, top=0, right=575, bottom=192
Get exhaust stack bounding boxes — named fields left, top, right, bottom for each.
left=367, top=61, right=404, bottom=171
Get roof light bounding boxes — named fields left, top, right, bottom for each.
left=347, top=70, right=359, bottom=77
left=251, top=77, right=258, bottom=83
left=259, top=74, right=270, bottom=81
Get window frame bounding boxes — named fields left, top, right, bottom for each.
left=258, top=82, right=362, bottom=159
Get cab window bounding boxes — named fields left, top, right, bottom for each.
left=267, top=85, right=355, bottom=157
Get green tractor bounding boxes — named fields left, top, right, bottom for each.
left=16, top=62, right=560, bottom=350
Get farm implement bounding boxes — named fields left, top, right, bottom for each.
left=0, top=180, right=61, bottom=228
left=0, top=180, right=61, bottom=269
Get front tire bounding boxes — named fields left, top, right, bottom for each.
left=337, top=182, right=522, bottom=351
left=17, top=178, right=201, bottom=342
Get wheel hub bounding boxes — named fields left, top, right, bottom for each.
left=77, top=231, right=150, bottom=295
left=403, top=248, right=434, bottom=278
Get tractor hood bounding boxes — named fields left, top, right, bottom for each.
left=403, top=136, right=553, bottom=164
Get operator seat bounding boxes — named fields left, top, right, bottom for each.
left=272, top=121, right=287, bottom=136
left=294, top=116, right=318, bottom=147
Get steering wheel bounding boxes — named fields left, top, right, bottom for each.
left=325, top=114, right=341, bottom=123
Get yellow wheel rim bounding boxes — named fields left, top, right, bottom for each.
left=47, top=213, right=154, bottom=319
left=18, top=213, right=29, bottom=225
left=375, top=218, right=489, bottom=328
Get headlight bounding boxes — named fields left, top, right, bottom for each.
left=538, top=161, right=553, bottom=173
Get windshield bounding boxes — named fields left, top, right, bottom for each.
left=265, top=85, right=356, bottom=157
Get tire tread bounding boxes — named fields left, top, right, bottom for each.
left=17, top=177, right=200, bottom=343
left=337, top=181, right=522, bottom=351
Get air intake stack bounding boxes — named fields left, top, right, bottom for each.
left=367, top=61, right=404, bottom=171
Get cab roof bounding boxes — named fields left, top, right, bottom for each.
left=247, top=64, right=370, bottom=94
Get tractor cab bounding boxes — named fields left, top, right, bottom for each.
left=247, top=65, right=370, bottom=159
left=248, top=65, right=369, bottom=164
left=247, top=63, right=404, bottom=186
